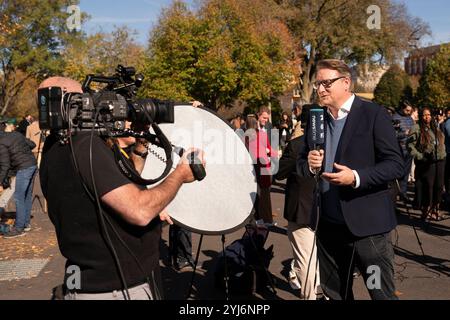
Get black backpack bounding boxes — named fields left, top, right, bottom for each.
left=214, top=225, right=274, bottom=296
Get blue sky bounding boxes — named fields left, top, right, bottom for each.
left=79, top=0, right=449, bottom=46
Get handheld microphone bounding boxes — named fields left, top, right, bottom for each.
left=310, top=108, right=325, bottom=178
left=310, top=108, right=325, bottom=150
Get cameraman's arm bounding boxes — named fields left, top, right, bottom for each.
left=101, top=151, right=203, bottom=226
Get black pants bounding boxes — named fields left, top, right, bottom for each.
left=317, top=220, right=397, bottom=300
left=445, top=156, right=450, bottom=193
left=415, top=159, right=445, bottom=209
left=169, top=225, right=193, bottom=264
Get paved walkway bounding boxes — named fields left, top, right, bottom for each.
left=0, top=180, right=449, bottom=300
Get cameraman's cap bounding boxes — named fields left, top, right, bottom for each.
left=39, top=77, right=83, bottom=93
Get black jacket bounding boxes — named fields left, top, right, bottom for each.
left=275, top=136, right=317, bottom=227
left=0, top=131, right=37, bottom=182
left=16, top=119, right=30, bottom=136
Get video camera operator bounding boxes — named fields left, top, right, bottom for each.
left=39, top=76, right=205, bottom=300
left=392, top=101, right=415, bottom=199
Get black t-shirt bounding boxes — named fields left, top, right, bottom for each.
left=40, top=132, right=161, bottom=293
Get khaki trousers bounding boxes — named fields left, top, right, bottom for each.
left=65, top=283, right=153, bottom=300
left=288, top=222, right=320, bottom=300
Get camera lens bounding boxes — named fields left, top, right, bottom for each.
left=130, top=99, right=175, bottom=125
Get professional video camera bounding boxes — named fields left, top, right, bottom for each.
left=37, top=65, right=205, bottom=186
left=37, top=65, right=174, bottom=137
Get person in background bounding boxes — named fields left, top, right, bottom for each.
left=411, top=107, right=419, bottom=123
left=436, top=109, right=446, bottom=131
left=443, top=107, right=450, bottom=194
left=0, top=122, right=37, bottom=238
left=230, top=114, right=243, bottom=131
left=16, top=115, right=34, bottom=136
left=408, top=107, right=446, bottom=221
left=275, top=109, right=320, bottom=299
left=257, top=106, right=274, bottom=147
left=245, top=115, right=276, bottom=224
left=169, top=224, right=195, bottom=270
left=26, top=120, right=43, bottom=164
left=278, top=112, right=293, bottom=152
left=392, top=102, right=415, bottom=199
left=5, top=120, right=16, bottom=132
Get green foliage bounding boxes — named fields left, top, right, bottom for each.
left=0, top=0, right=85, bottom=116
left=373, top=65, right=413, bottom=108
left=62, top=26, right=146, bottom=83
left=139, top=0, right=295, bottom=111
left=416, top=44, right=450, bottom=108
left=139, top=1, right=198, bottom=102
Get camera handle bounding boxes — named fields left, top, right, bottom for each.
left=173, top=147, right=206, bottom=181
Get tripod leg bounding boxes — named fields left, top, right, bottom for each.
left=222, top=234, right=230, bottom=300
left=403, top=198, right=426, bottom=258
left=187, top=234, right=203, bottom=299
left=31, top=170, right=47, bottom=214
left=32, top=195, right=46, bottom=214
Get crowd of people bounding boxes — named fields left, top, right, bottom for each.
left=387, top=102, right=450, bottom=221
left=0, top=59, right=448, bottom=301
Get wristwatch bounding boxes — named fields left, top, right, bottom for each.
left=133, top=149, right=148, bottom=158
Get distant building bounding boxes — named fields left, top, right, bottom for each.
left=278, top=84, right=304, bottom=113
left=404, top=43, right=447, bottom=76
left=352, top=64, right=389, bottom=94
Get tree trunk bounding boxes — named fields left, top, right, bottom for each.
left=0, top=72, right=30, bottom=117
left=300, top=47, right=316, bottom=103
left=1, top=95, right=11, bottom=117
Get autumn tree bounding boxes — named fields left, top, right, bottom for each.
left=279, top=0, right=430, bottom=102
left=140, top=0, right=296, bottom=111
left=373, top=65, right=413, bottom=108
left=416, top=44, right=450, bottom=109
left=0, top=0, right=84, bottom=117
left=139, top=2, right=198, bottom=102
left=62, top=26, right=146, bottom=83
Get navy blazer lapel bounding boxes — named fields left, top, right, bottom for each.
left=335, top=96, right=363, bottom=163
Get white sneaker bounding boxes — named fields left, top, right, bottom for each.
left=288, top=269, right=301, bottom=290
left=288, top=260, right=301, bottom=290
left=24, top=224, right=31, bottom=232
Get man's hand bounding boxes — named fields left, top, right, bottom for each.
left=192, top=101, right=203, bottom=108
left=308, top=149, right=324, bottom=172
left=159, top=209, right=173, bottom=225
left=176, top=148, right=206, bottom=183
left=321, top=163, right=355, bottom=186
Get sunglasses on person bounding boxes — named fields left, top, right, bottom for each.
left=312, top=76, right=347, bottom=90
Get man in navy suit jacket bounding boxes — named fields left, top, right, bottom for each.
left=298, top=59, right=404, bottom=300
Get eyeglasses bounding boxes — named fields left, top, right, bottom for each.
left=312, top=76, right=347, bottom=90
